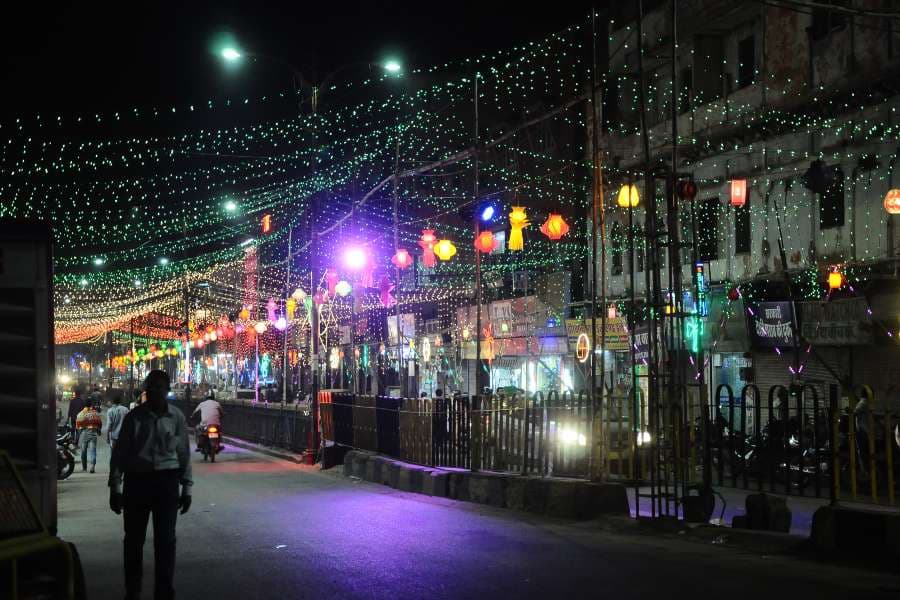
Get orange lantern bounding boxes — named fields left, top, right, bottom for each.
left=391, top=248, right=414, bottom=269
left=239, top=307, right=250, bottom=320
left=539, top=213, right=570, bottom=240
left=418, top=230, right=438, bottom=268
left=730, top=179, right=747, bottom=207
left=884, top=189, right=900, bottom=214
left=434, top=239, right=457, bottom=261
left=474, top=231, right=498, bottom=253
left=828, top=270, right=844, bottom=290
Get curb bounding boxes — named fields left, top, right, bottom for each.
left=219, top=435, right=307, bottom=464
left=340, top=450, right=630, bottom=519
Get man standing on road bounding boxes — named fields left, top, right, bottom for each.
left=105, top=393, right=128, bottom=450
left=75, top=397, right=103, bottom=472
left=109, top=370, right=193, bottom=600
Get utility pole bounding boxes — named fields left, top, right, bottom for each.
left=283, top=226, right=293, bottom=403
left=392, top=122, right=403, bottom=396
left=473, top=74, right=483, bottom=398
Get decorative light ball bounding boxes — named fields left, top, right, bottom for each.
left=392, top=248, right=414, bottom=269
left=884, top=189, right=900, bottom=214
left=617, top=183, right=639, bottom=208
left=474, top=231, right=498, bottom=253
left=828, top=271, right=844, bottom=290
left=434, top=239, right=457, bottom=261
left=539, top=213, right=570, bottom=240
left=254, top=322, right=267, bottom=334
left=335, top=280, right=353, bottom=297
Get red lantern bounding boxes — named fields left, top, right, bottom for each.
left=539, top=213, right=570, bottom=240
left=474, top=231, right=498, bottom=253
left=391, top=248, right=413, bottom=269
left=418, top=230, right=437, bottom=268
left=884, top=189, right=900, bottom=215
left=730, top=179, right=747, bottom=207
left=727, top=286, right=740, bottom=302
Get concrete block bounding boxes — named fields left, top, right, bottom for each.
left=343, top=451, right=357, bottom=477
left=504, top=477, right=527, bottom=511
left=810, top=506, right=836, bottom=554
left=423, top=471, right=449, bottom=497
left=397, top=465, right=429, bottom=493
left=545, top=479, right=579, bottom=518
left=351, top=453, right=369, bottom=479
left=365, top=456, right=387, bottom=483
left=524, top=478, right=550, bottom=514
left=468, top=472, right=508, bottom=507
left=745, top=493, right=791, bottom=533
left=448, top=472, right=470, bottom=501
left=387, top=462, right=403, bottom=489
left=574, top=483, right=629, bottom=519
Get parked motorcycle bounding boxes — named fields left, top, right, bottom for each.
left=197, top=424, right=222, bottom=462
left=57, top=427, right=76, bottom=480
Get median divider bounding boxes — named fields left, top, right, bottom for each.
left=341, top=450, right=629, bottom=519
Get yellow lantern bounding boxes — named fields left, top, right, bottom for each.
left=434, top=239, right=457, bottom=261
left=884, top=189, right=900, bottom=214
left=617, top=183, right=640, bottom=208
left=286, top=297, right=297, bottom=320
left=828, top=270, right=844, bottom=290
left=239, top=307, right=250, bottom=320
left=508, top=206, right=529, bottom=251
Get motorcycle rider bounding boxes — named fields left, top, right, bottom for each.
left=191, top=392, right=223, bottom=450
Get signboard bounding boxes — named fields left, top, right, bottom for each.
left=633, top=324, right=651, bottom=363
left=748, top=301, right=796, bottom=348
left=798, top=298, right=872, bottom=346
left=564, top=317, right=629, bottom=352
left=456, top=296, right=561, bottom=358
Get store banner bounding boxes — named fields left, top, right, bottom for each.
left=564, top=317, right=629, bottom=352
left=798, top=298, right=872, bottom=345
left=748, top=301, right=796, bottom=348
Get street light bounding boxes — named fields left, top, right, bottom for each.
left=224, top=199, right=238, bottom=213
left=383, top=59, right=402, bottom=74
left=221, top=47, right=242, bottom=61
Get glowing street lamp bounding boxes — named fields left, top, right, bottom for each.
left=343, top=247, right=368, bottom=271
left=221, top=47, right=242, bottom=61
left=617, top=183, right=640, bottom=208
left=383, top=59, right=402, bottom=74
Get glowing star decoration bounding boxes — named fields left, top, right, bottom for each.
left=391, top=248, right=413, bottom=269
left=508, top=206, right=529, bottom=251
left=325, top=269, right=339, bottom=297
left=329, top=348, right=340, bottom=370
left=884, top=189, right=900, bottom=214
left=335, top=280, right=352, bottom=297
left=266, top=298, right=277, bottom=322
left=418, top=229, right=438, bottom=268
left=286, top=298, right=297, bottom=320
left=539, top=213, right=570, bottom=240
left=730, top=179, right=747, bottom=207
left=379, top=277, right=396, bottom=308
left=434, top=239, right=457, bottom=261
left=474, top=230, right=498, bottom=253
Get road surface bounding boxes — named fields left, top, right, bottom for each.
left=58, top=439, right=899, bottom=599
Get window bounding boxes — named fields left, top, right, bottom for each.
left=737, top=36, right=755, bottom=89
left=735, top=193, right=751, bottom=254
left=811, top=3, right=848, bottom=41
left=693, top=35, right=724, bottom=105
left=819, top=168, right=845, bottom=229
left=678, top=66, right=692, bottom=114
left=696, top=198, right=720, bottom=261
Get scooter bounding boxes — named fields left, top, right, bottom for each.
left=197, top=424, right=222, bottom=462
left=57, top=427, right=76, bottom=480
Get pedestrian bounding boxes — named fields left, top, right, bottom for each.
left=109, top=369, right=192, bottom=600
left=106, top=393, right=129, bottom=450
left=68, top=385, right=86, bottom=443
left=75, top=398, right=103, bottom=473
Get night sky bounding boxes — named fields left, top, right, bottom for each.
left=1, top=1, right=599, bottom=115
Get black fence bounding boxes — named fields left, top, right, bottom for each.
left=172, top=397, right=312, bottom=454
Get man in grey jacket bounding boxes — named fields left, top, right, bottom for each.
left=109, top=370, right=192, bottom=600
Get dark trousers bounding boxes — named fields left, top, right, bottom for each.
left=123, top=470, right=180, bottom=600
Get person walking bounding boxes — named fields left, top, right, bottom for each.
left=109, top=370, right=192, bottom=600
left=75, top=398, right=103, bottom=473
left=106, top=393, right=129, bottom=450
left=67, top=385, right=86, bottom=444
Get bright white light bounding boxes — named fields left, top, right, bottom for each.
left=58, top=374, right=71, bottom=385
left=224, top=199, right=238, bottom=212
left=93, top=257, right=105, bottom=266
left=158, top=257, right=169, bottom=265
left=240, top=238, right=255, bottom=247
left=274, top=317, right=287, bottom=331
left=637, top=431, right=652, bottom=446
left=343, top=247, right=368, bottom=271
left=384, top=60, right=402, bottom=74
left=79, top=278, right=88, bottom=287
left=134, top=279, right=142, bottom=288
left=222, top=47, right=242, bottom=61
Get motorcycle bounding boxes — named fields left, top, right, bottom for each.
left=57, top=427, right=76, bottom=480
left=197, top=424, right=222, bottom=462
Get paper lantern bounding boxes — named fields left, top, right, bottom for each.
left=274, top=317, right=287, bottom=331
left=539, top=213, right=570, bottom=240
left=884, top=189, right=900, bottom=214
left=730, top=179, right=747, bottom=207
left=418, top=230, right=438, bottom=268
left=254, top=321, right=267, bottom=334
left=239, top=307, right=250, bottom=320
left=434, top=239, right=457, bottom=261
left=291, top=288, right=307, bottom=300
left=727, top=287, right=741, bottom=302
left=617, top=184, right=639, bottom=208
left=286, top=298, right=297, bottom=319
left=392, top=248, right=414, bottom=269
left=828, top=270, right=844, bottom=290
left=474, top=231, right=498, bottom=253
left=379, top=277, right=396, bottom=308
left=335, top=280, right=352, bottom=297
left=508, top=206, right=529, bottom=251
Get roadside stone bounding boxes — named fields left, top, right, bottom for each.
left=468, top=472, right=507, bottom=507
left=448, top=472, right=470, bottom=501
left=545, top=479, right=579, bottom=518
left=422, top=471, right=449, bottom=497
left=351, top=452, right=369, bottom=479
left=504, top=477, right=527, bottom=510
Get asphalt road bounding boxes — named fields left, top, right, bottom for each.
left=58, top=440, right=900, bottom=600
